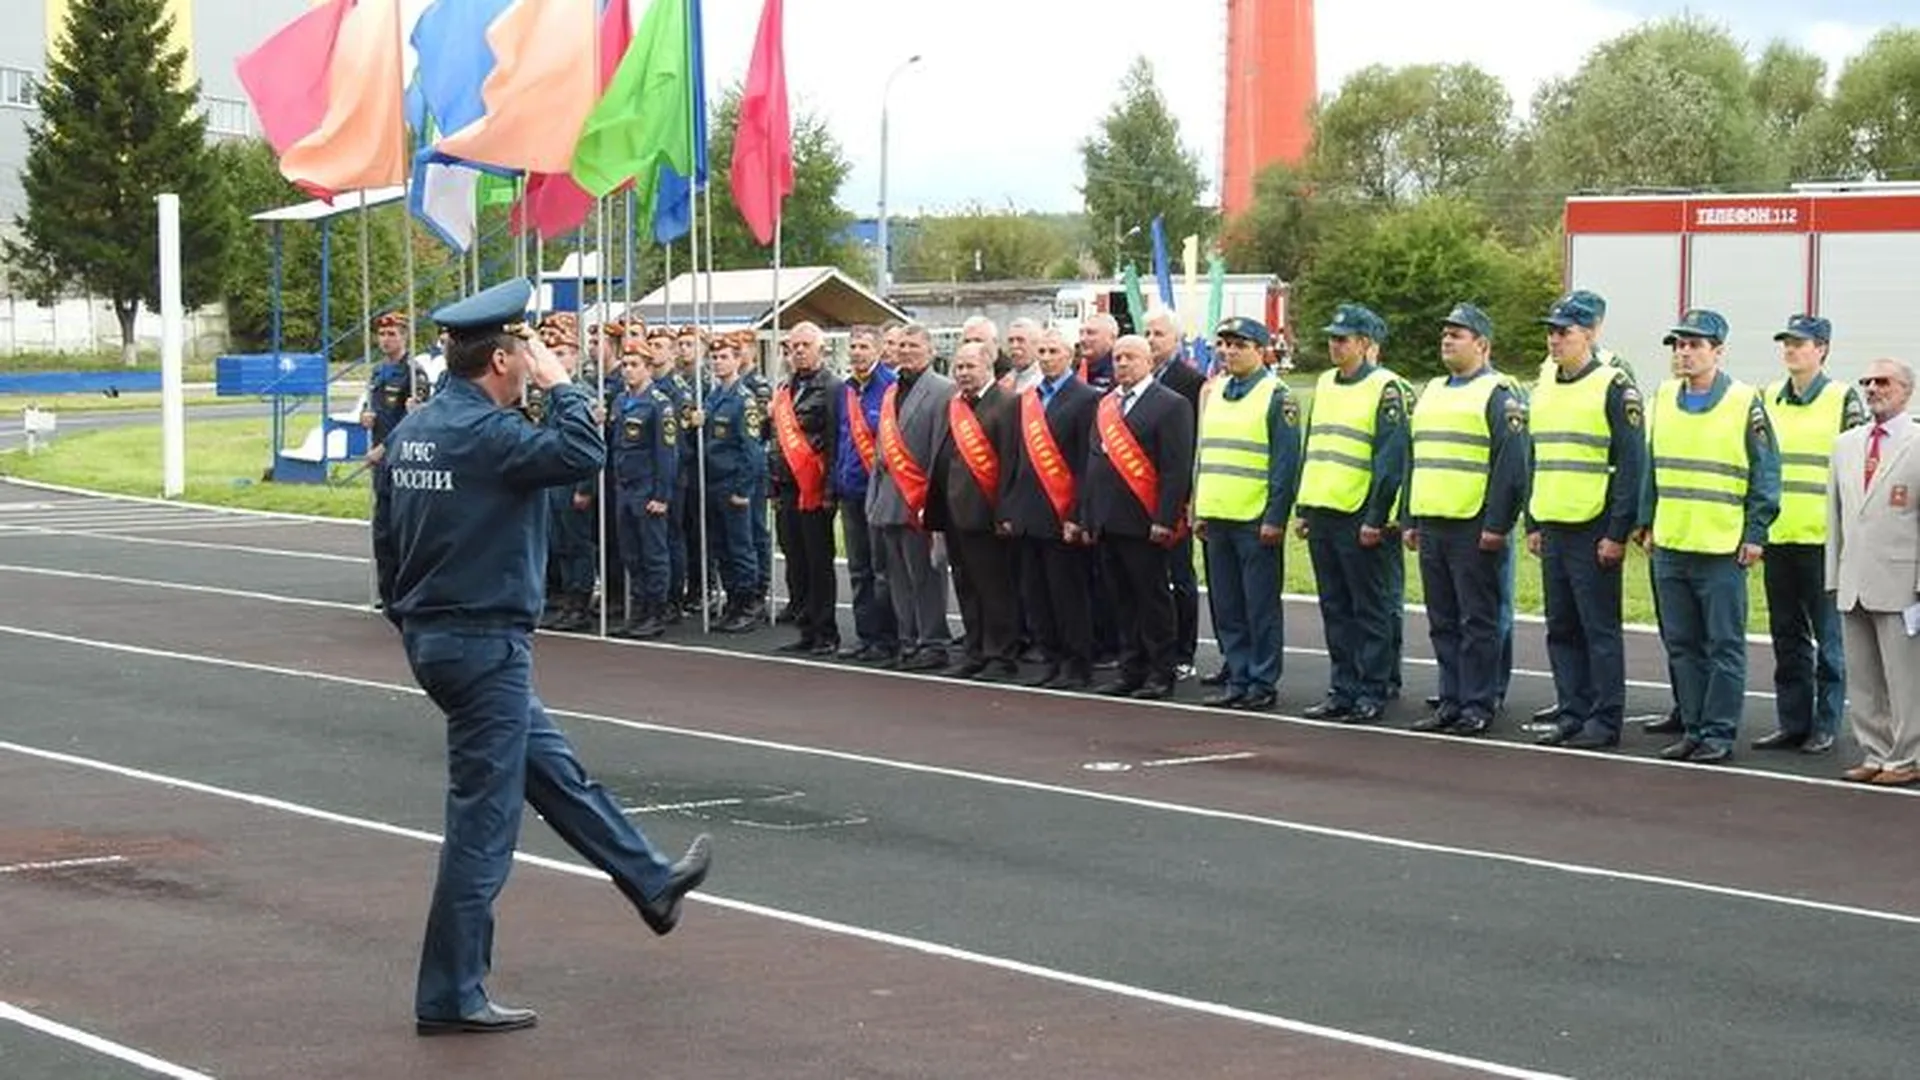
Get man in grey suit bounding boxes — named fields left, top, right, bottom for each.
left=868, top=324, right=954, bottom=670
left=1826, top=357, right=1920, bottom=787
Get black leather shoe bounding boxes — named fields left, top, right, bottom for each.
left=808, top=640, right=839, bottom=657
left=1024, top=665, right=1061, bottom=688
left=1201, top=689, right=1245, bottom=708
left=1346, top=702, right=1385, bottom=725
left=1412, top=706, right=1460, bottom=733
left=1535, top=726, right=1577, bottom=746
left=417, top=1001, right=538, bottom=1036
left=1232, top=689, right=1277, bottom=711
left=1752, top=730, right=1805, bottom=750
left=1659, top=738, right=1701, bottom=761
left=899, top=650, right=948, bottom=672
left=775, top=638, right=817, bottom=654
left=1801, top=732, right=1837, bottom=755
left=1423, top=694, right=1442, bottom=709
left=1199, top=667, right=1230, bottom=687
left=1565, top=731, right=1621, bottom=750
left=1688, top=743, right=1734, bottom=765
left=1531, top=703, right=1561, bottom=723
left=1096, top=678, right=1144, bottom=697
left=1043, top=670, right=1091, bottom=691
left=638, top=834, right=712, bottom=936
left=985, top=658, right=1020, bottom=679
left=1302, top=698, right=1354, bottom=721
left=943, top=659, right=990, bottom=679
left=1130, top=680, right=1174, bottom=701
left=1644, top=712, right=1684, bottom=735
left=1450, top=713, right=1492, bottom=737
left=774, top=603, right=798, bottom=624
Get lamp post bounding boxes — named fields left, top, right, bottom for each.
left=877, top=53, right=922, bottom=297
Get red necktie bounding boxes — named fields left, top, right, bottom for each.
left=1866, top=424, right=1887, bottom=487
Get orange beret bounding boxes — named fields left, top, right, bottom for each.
left=372, top=311, right=408, bottom=331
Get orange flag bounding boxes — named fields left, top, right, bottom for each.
left=435, top=0, right=599, bottom=175
left=277, top=0, right=406, bottom=199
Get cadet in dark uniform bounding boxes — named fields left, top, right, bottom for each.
left=363, top=311, right=416, bottom=608
left=644, top=325, right=695, bottom=624
left=695, top=331, right=768, bottom=632
left=739, top=337, right=777, bottom=619
left=608, top=344, right=680, bottom=639
left=534, top=315, right=598, bottom=632
left=385, top=278, right=709, bottom=1036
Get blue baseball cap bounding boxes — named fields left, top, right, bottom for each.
left=1773, top=314, right=1831, bottom=344
left=1563, top=290, right=1608, bottom=318
left=1324, top=303, right=1386, bottom=341
left=1441, top=303, right=1493, bottom=340
left=1213, top=315, right=1271, bottom=348
left=1541, top=297, right=1600, bottom=330
left=1663, top=308, right=1729, bottom=345
left=432, top=278, right=534, bottom=333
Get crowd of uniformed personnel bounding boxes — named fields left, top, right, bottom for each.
left=363, top=287, right=1903, bottom=781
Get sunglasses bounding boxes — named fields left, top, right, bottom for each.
left=1860, top=376, right=1898, bottom=388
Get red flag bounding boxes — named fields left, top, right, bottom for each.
left=729, top=0, right=791, bottom=247
left=235, top=0, right=352, bottom=157
left=511, top=0, right=634, bottom=239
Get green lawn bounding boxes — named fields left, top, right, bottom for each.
left=1, top=416, right=371, bottom=518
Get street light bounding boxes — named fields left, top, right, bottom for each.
left=877, top=53, right=922, bottom=297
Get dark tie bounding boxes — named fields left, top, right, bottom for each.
left=1867, top=424, right=1887, bottom=487
left=1120, top=388, right=1135, bottom=416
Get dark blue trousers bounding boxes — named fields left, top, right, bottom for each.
left=1202, top=520, right=1283, bottom=695
left=666, top=477, right=688, bottom=603
left=1763, top=542, right=1845, bottom=739
left=705, top=491, right=758, bottom=599
left=1416, top=520, right=1504, bottom=720
left=1541, top=521, right=1626, bottom=739
left=371, top=464, right=397, bottom=606
left=615, top=485, right=670, bottom=608
left=404, top=626, right=673, bottom=1021
left=1652, top=548, right=1749, bottom=749
left=750, top=479, right=772, bottom=597
left=1170, top=532, right=1200, bottom=667
left=1305, top=509, right=1395, bottom=708
left=839, top=495, right=896, bottom=650
left=547, top=489, right=597, bottom=595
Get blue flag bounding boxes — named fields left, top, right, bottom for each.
left=652, top=0, right=708, bottom=244
left=406, top=0, right=520, bottom=252
left=1150, top=215, right=1175, bottom=309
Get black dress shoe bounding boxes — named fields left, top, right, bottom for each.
left=943, top=659, right=990, bottom=679
left=899, top=650, right=948, bottom=672
left=1535, top=726, right=1577, bottom=746
left=1130, top=680, right=1173, bottom=700
left=417, top=1001, right=538, bottom=1036
left=1659, top=738, right=1701, bottom=761
left=1565, top=731, right=1620, bottom=750
left=808, top=640, right=839, bottom=657
left=1450, top=713, right=1492, bottom=737
left=1531, top=703, right=1561, bottom=723
left=1199, top=667, right=1230, bottom=687
left=775, top=638, right=817, bottom=654
left=1423, top=694, right=1442, bottom=709
left=1644, top=711, right=1684, bottom=735
left=1024, top=665, right=1061, bottom=688
left=1044, top=671, right=1091, bottom=691
left=1688, top=743, right=1733, bottom=765
left=1801, top=732, right=1837, bottom=755
left=1201, top=689, right=1245, bottom=708
left=1232, top=689, right=1277, bottom=711
left=774, top=603, right=798, bottom=624
left=1412, top=706, right=1461, bottom=733
left=1345, top=702, right=1385, bottom=725
left=1752, top=730, right=1806, bottom=750
left=984, top=658, right=1020, bottom=679
left=1096, top=678, right=1145, bottom=697
left=638, top=834, right=712, bottom=936
left=1302, top=698, right=1354, bottom=720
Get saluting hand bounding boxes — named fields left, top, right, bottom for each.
left=525, top=335, right=572, bottom=390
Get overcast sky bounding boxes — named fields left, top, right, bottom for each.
left=681, top=0, right=1911, bottom=217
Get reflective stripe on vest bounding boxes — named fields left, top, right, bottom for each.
left=1650, top=378, right=1754, bottom=554
left=1195, top=374, right=1279, bottom=521
left=1765, top=379, right=1847, bottom=544
left=1409, top=373, right=1499, bottom=519
left=1298, top=367, right=1392, bottom=513
left=1528, top=365, right=1617, bottom=524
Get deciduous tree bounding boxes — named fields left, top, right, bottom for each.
left=1080, top=57, right=1210, bottom=276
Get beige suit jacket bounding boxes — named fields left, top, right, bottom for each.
left=1827, top=413, right=1920, bottom=612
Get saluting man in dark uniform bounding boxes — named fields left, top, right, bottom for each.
left=385, top=278, right=710, bottom=1037
left=608, top=341, right=680, bottom=639
left=363, top=311, right=417, bottom=608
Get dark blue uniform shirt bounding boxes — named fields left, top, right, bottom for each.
left=703, top=379, right=766, bottom=499
left=366, top=360, right=414, bottom=444
left=612, top=384, right=679, bottom=501
left=385, top=377, right=605, bottom=630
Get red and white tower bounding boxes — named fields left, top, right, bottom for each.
left=1222, top=0, right=1317, bottom=219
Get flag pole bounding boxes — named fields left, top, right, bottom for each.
left=359, top=191, right=377, bottom=607
left=764, top=198, right=780, bottom=628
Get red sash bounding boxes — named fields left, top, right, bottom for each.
left=844, top=383, right=877, bottom=475
left=1019, top=389, right=1076, bottom=524
left=1097, top=391, right=1187, bottom=544
left=879, top=384, right=931, bottom=524
left=947, top=393, right=1000, bottom=508
left=772, top=386, right=828, bottom=510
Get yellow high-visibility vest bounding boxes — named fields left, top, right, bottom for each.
left=1408, top=373, right=1500, bottom=519
left=1765, top=378, right=1847, bottom=545
left=1650, top=378, right=1755, bottom=555
left=1529, top=365, right=1619, bottom=524
left=1195, top=374, right=1282, bottom=522
left=1298, top=367, right=1394, bottom=513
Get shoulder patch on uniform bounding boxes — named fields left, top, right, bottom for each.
left=1280, top=393, right=1300, bottom=427
left=1610, top=369, right=1632, bottom=389
left=1503, top=395, right=1527, bottom=433
left=744, top=397, right=765, bottom=438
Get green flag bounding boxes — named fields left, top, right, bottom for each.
left=570, top=0, right=692, bottom=214
left=1205, top=254, right=1226, bottom=330
left=1122, top=263, right=1147, bottom=331
left=477, top=172, right=518, bottom=208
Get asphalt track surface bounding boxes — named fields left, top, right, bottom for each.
left=1, top=478, right=1916, bottom=1080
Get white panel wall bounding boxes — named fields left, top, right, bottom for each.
left=1686, top=234, right=1806, bottom=388
left=1567, top=234, right=1681, bottom=382
left=1817, top=234, right=1920, bottom=376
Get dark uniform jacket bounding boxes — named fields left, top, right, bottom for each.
left=366, top=360, right=414, bottom=444
left=930, top=383, right=1020, bottom=534
left=1000, top=372, right=1101, bottom=538
left=1081, top=380, right=1195, bottom=539
left=611, top=383, right=679, bottom=502
left=385, top=377, right=604, bottom=630
left=702, top=378, right=766, bottom=500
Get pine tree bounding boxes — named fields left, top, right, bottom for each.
left=3, top=0, right=235, bottom=364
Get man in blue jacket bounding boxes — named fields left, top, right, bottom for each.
left=386, top=278, right=710, bottom=1036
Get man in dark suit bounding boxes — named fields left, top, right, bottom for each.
left=931, top=342, right=1022, bottom=678
left=769, top=321, right=843, bottom=654
left=1081, top=334, right=1196, bottom=699
left=1145, top=308, right=1206, bottom=679
left=999, top=327, right=1102, bottom=690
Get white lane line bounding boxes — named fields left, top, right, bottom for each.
left=0, top=1000, right=214, bottom=1080
left=0, top=527, right=367, bottom=564
left=622, top=796, right=748, bottom=814
left=0, top=738, right=1568, bottom=1080
left=0, top=854, right=127, bottom=874
left=1140, top=752, right=1260, bottom=768
left=2, top=623, right=1916, bottom=926
left=0, top=567, right=1878, bottom=793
